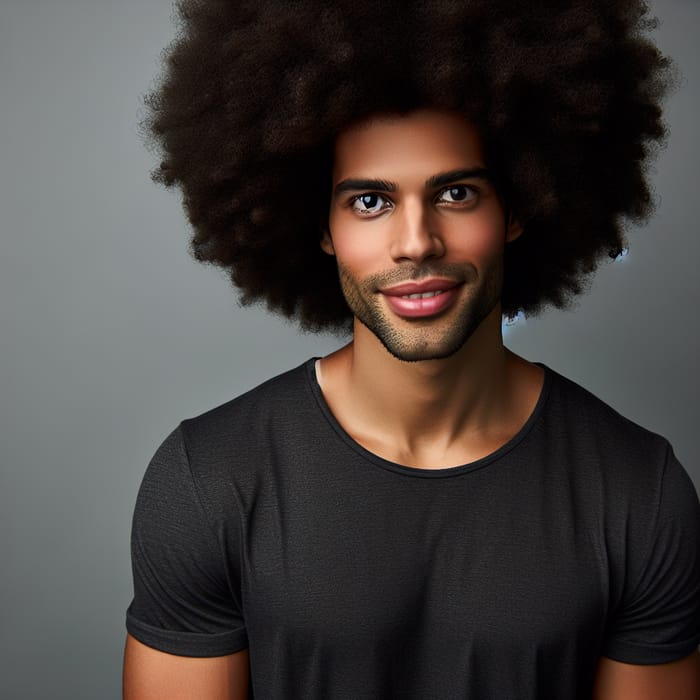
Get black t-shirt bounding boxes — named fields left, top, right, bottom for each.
left=126, top=359, right=700, bottom=699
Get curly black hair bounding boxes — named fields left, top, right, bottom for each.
left=142, top=0, right=674, bottom=332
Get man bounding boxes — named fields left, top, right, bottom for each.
left=124, top=1, right=700, bottom=698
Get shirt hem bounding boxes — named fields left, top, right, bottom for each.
left=126, top=613, right=248, bottom=658
left=602, top=633, right=700, bottom=665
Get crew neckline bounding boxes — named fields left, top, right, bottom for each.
left=304, top=357, right=552, bottom=479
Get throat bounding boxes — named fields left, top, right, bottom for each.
left=316, top=346, right=544, bottom=470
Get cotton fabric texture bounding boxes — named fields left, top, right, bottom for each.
left=127, top=359, right=700, bottom=699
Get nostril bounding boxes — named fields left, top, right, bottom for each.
left=390, top=229, right=445, bottom=264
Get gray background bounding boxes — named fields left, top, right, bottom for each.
left=1, top=0, right=697, bottom=697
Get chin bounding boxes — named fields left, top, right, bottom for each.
left=342, top=263, right=503, bottom=363
left=376, top=331, right=473, bottom=363
left=358, top=310, right=488, bottom=363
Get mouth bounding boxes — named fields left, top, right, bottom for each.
left=379, top=278, right=461, bottom=297
left=398, top=290, right=446, bottom=300
left=379, top=279, right=463, bottom=318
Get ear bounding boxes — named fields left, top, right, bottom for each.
left=320, top=228, right=335, bottom=256
left=505, top=214, right=523, bottom=243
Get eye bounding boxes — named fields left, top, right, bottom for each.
left=436, top=185, right=478, bottom=206
left=350, top=193, right=392, bottom=217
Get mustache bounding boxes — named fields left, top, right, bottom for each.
left=360, top=262, right=477, bottom=290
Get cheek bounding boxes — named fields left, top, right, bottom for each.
left=444, top=214, right=506, bottom=262
left=327, top=217, right=386, bottom=272
left=333, top=237, right=382, bottom=271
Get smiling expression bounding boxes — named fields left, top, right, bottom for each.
left=322, top=109, right=522, bottom=362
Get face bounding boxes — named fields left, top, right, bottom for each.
left=322, top=108, right=522, bottom=363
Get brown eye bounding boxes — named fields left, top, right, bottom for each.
left=437, top=185, right=477, bottom=204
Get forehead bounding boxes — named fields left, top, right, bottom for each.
left=332, top=108, right=486, bottom=182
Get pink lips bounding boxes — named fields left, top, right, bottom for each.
left=380, top=278, right=462, bottom=318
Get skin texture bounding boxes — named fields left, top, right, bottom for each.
left=592, top=652, right=700, bottom=699
left=122, top=634, right=249, bottom=700
left=325, top=111, right=521, bottom=364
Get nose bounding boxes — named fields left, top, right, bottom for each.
left=389, top=198, right=445, bottom=264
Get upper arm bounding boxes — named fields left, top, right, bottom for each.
left=593, top=651, right=700, bottom=700
left=593, top=449, right=700, bottom=698
left=126, top=426, right=247, bottom=656
left=123, top=633, right=250, bottom=700
left=602, top=451, right=700, bottom=665
left=124, top=430, right=250, bottom=696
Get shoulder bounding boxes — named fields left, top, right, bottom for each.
left=540, top=367, right=700, bottom=664
left=179, top=358, right=317, bottom=453
left=151, top=358, right=322, bottom=508
left=538, top=363, right=699, bottom=553
left=534, top=364, right=697, bottom=533
left=540, top=364, right=675, bottom=475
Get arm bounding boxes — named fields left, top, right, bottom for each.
left=125, top=428, right=249, bottom=695
left=592, top=651, right=700, bottom=700
left=597, top=450, right=700, bottom=697
left=123, top=634, right=250, bottom=700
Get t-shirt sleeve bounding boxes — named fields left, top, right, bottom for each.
left=125, top=425, right=248, bottom=657
left=602, top=447, right=700, bottom=664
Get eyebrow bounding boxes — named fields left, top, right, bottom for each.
left=426, top=168, right=493, bottom=189
left=333, top=168, right=493, bottom=198
left=334, top=178, right=396, bottom=197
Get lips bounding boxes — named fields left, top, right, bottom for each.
left=379, top=278, right=463, bottom=318
left=380, top=278, right=461, bottom=296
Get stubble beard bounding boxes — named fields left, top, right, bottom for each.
left=337, top=261, right=503, bottom=363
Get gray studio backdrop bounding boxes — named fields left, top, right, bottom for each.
left=1, top=1, right=698, bottom=698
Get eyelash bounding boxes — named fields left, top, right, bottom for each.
left=348, top=184, right=479, bottom=216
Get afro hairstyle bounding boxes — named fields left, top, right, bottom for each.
left=142, top=0, right=674, bottom=332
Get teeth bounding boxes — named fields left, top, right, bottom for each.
left=402, top=290, right=444, bottom=299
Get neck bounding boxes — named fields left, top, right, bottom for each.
left=319, top=304, right=533, bottom=467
